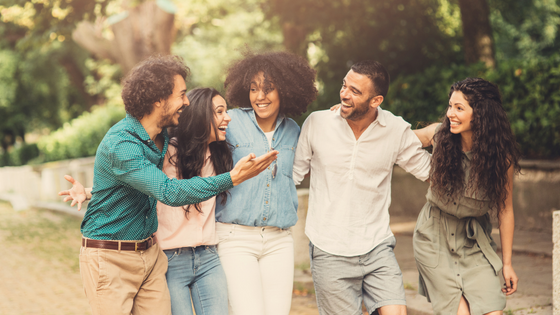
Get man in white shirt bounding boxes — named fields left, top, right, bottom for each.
left=293, top=60, right=431, bottom=315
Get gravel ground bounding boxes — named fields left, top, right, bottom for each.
left=0, top=202, right=325, bottom=315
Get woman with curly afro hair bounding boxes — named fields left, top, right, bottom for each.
left=413, top=78, right=521, bottom=315
left=214, top=50, right=317, bottom=315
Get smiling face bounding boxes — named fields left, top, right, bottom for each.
left=250, top=71, right=281, bottom=129
left=339, top=70, right=380, bottom=121
left=158, top=74, right=189, bottom=128
left=447, top=91, right=473, bottom=136
left=208, top=95, right=231, bottom=143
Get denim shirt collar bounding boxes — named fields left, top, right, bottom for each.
left=239, top=107, right=286, bottom=134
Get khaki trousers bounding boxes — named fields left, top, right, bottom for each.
left=79, top=242, right=171, bottom=315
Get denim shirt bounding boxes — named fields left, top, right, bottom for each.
left=215, top=108, right=300, bottom=229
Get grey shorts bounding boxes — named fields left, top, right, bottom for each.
left=309, top=236, right=406, bottom=315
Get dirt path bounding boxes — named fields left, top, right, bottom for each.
left=0, top=202, right=90, bottom=315
left=0, top=202, right=323, bottom=315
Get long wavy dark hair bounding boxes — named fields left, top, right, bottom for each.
left=430, top=78, right=521, bottom=214
left=168, top=88, right=233, bottom=216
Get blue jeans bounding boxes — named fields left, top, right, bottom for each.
left=164, top=245, right=228, bottom=315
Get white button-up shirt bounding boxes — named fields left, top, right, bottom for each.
left=293, top=108, right=431, bottom=257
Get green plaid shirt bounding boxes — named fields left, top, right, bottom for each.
left=81, top=113, right=233, bottom=240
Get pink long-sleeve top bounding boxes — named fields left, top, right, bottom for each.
left=155, top=143, right=219, bottom=250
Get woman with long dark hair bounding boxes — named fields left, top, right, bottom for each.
left=413, top=78, right=520, bottom=314
left=215, top=51, right=317, bottom=315
left=156, top=87, right=232, bottom=315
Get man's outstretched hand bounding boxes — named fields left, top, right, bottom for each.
left=58, top=175, right=91, bottom=211
left=230, top=150, right=279, bottom=186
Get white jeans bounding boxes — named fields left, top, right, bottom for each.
left=216, top=222, right=294, bottom=315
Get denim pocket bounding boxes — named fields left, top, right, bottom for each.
left=206, top=245, right=218, bottom=255
left=216, top=223, right=235, bottom=243
left=278, top=145, right=296, bottom=178
left=164, top=249, right=178, bottom=262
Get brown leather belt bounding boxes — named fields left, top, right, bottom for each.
left=82, top=235, right=155, bottom=251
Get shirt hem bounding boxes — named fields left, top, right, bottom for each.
left=307, top=232, right=394, bottom=257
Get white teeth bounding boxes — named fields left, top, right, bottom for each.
left=257, top=104, right=270, bottom=108
left=450, top=122, right=460, bottom=126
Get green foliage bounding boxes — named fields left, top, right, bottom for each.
left=37, top=102, right=125, bottom=162
left=173, top=0, right=283, bottom=92
left=0, top=0, right=111, bottom=151
left=491, top=0, right=560, bottom=60
left=385, top=55, right=560, bottom=159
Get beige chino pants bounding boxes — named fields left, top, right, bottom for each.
left=79, top=242, right=171, bottom=315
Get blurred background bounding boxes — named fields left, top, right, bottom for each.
left=0, top=0, right=559, bottom=164
left=0, top=1, right=559, bottom=314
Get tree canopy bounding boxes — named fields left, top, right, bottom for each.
left=1, top=0, right=560, bottom=160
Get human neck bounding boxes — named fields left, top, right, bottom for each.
left=256, top=114, right=278, bottom=133
left=346, top=108, right=378, bottom=140
left=461, top=131, right=473, bottom=152
left=139, top=113, right=164, bottom=141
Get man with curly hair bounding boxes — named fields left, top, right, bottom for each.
left=293, top=60, right=431, bottom=315
left=59, top=55, right=278, bottom=315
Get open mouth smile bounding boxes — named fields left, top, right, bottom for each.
left=218, top=125, right=228, bottom=133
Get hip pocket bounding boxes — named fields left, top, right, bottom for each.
left=413, top=204, right=440, bottom=268
left=164, top=249, right=178, bottom=262
left=216, top=223, right=235, bottom=244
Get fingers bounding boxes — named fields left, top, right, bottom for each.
left=63, top=175, right=75, bottom=184
left=254, top=150, right=278, bottom=163
left=58, top=190, right=69, bottom=196
left=77, top=201, right=82, bottom=212
left=502, top=277, right=518, bottom=295
left=63, top=196, right=72, bottom=202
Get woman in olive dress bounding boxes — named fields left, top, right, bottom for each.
left=413, top=77, right=520, bottom=315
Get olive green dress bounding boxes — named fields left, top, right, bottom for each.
left=413, top=150, right=506, bottom=315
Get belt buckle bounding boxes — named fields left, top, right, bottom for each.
left=135, top=242, right=139, bottom=252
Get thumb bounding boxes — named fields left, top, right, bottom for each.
left=64, top=175, right=75, bottom=184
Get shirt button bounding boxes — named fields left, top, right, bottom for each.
left=455, top=262, right=457, bottom=265
left=263, top=217, right=267, bottom=221
left=265, top=201, right=268, bottom=204
left=453, top=202, right=457, bottom=205
left=457, top=274, right=460, bottom=276
left=272, top=138, right=275, bottom=141
left=267, top=184, right=270, bottom=187
left=451, top=233, right=454, bottom=236
left=451, top=248, right=454, bottom=252
left=236, top=144, right=239, bottom=147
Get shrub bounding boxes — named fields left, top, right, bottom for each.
left=385, top=55, right=560, bottom=159
left=0, top=143, right=40, bottom=167
left=37, top=103, right=125, bottom=162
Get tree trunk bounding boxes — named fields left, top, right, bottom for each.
left=72, top=0, right=176, bottom=75
left=458, top=0, right=496, bottom=68
left=282, top=22, right=308, bottom=57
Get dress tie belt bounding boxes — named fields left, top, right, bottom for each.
left=466, top=218, right=503, bottom=275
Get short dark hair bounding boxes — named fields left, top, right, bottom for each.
left=351, top=60, right=390, bottom=97
left=224, top=50, right=317, bottom=117
left=121, top=55, right=190, bottom=120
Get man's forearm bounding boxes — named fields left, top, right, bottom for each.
left=158, top=173, right=234, bottom=207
